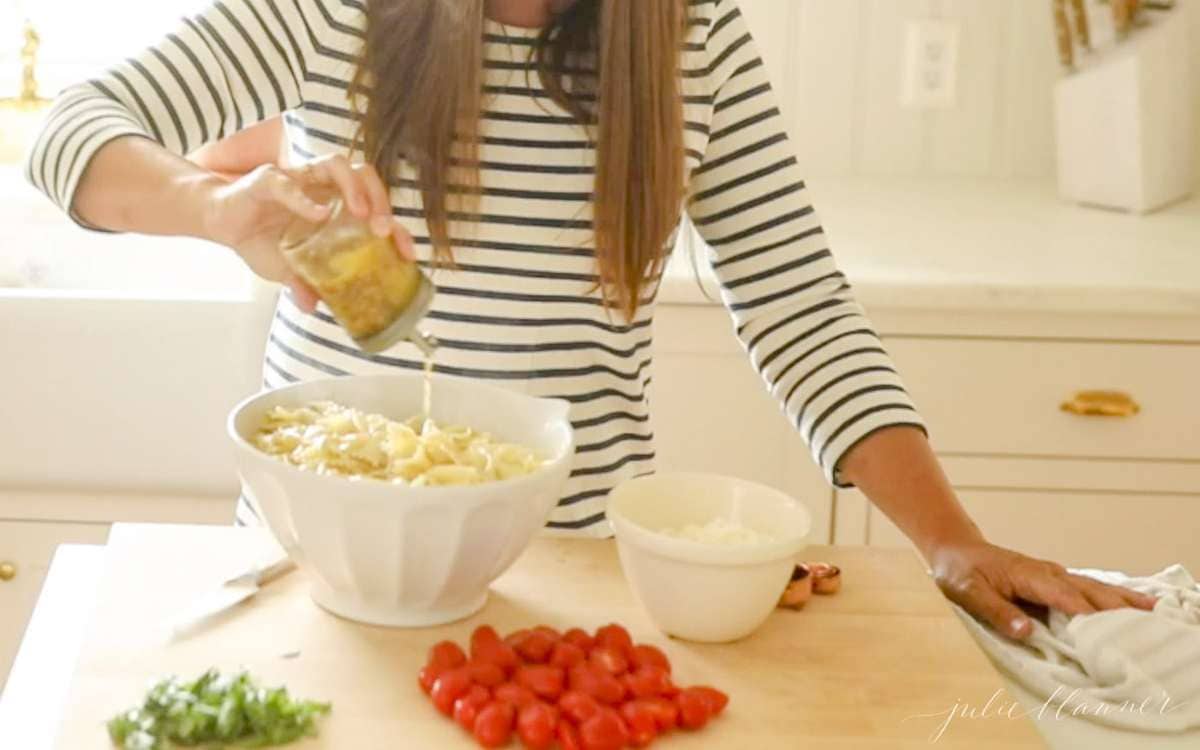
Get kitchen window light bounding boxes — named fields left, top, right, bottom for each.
left=0, top=0, right=257, bottom=297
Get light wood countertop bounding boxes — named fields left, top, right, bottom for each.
left=45, top=523, right=1045, bottom=748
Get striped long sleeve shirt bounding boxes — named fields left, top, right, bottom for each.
left=26, top=0, right=926, bottom=535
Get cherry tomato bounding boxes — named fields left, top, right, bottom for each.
left=474, top=639, right=520, bottom=674
left=556, top=720, right=583, bottom=750
left=692, top=685, right=729, bottom=716
left=471, top=625, right=502, bottom=653
left=619, top=701, right=659, bottom=747
left=428, top=640, right=468, bottom=670
left=418, top=664, right=444, bottom=695
left=549, top=642, right=586, bottom=670
left=659, top=678, right=681, bottom=698
left=473, top=701, right=516, bottom=748
left=568, top=664, right=625, bottom=705
left=419, top=625, right=723, bottom=748
left=593, top=624, right=633, bottom=655
left=629, top=644, right=671, bottom=674
left=516, top=701, right=557, bottom=750
left=494, top=682, right=538, bottom=709
left=515, top=665, right=565, bottom=700
left=625, top=666, right=671, bottom=699
left=676, top=687, right=712, bottom=730
left=589, top=647, right=628, bottom=676
left=562, top=627, right=595, bottom=652
left=505, top=628, right=532, bottom=649
left=645, top=697, right=680, bottom=732
left=431, top=667, right=472, bottom=716
left=466, top=659, right=507, bottom=688
left=558, top=690, right=601, bottom=725
left=453, top=685, right=491, bottom=732
left=579, top=707, right=629, bottom=750
left=514, top=629, right=557, bottom=664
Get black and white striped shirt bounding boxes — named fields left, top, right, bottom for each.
left=27, top=0, right=925, bottom=536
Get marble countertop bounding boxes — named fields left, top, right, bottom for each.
left=7, top=165, right=1199, bottom=315
left=662, top=177, right=1200, bottom=316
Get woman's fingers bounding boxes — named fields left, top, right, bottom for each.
left=262, top=167, right=329, bottom=221
left=930, top=542, right=1161, bottom=649
left=1079, top=584, right=1126, bottom=613
left=391, top=220, right=416, bottom=260
left=1024, top=572, right=1096, bottom=616
left=350, top=165, right=393, bottom=229
left=285, top=272, right=320, bottom=313
left=1024, top=566, right=1154, bottom=615
left=960, top=580, right=1034, bottom=640
left=288, top=156, right=392, bottom=224
left=296, top=155, right=375, bottom=219
left=1125, top=588, right=1158, bottom=610
left=1069, top=575, right=1157, bottom=612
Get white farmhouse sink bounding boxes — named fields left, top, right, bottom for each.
left=1, top=167, right=275, bottom=498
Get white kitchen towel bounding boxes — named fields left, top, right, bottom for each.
left=955, top=565, right=1200, bottom=732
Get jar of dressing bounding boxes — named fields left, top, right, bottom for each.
left=280, top=197, right=438, bottom=356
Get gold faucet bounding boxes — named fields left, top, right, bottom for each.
left=2, top=19, right=50, bottom=110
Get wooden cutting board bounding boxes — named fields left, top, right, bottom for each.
left=55, top=523, right=1045, bottom=748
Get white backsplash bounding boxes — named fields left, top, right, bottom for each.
left=740, top=0, right=1200, bottom=181
left=3, top=0, right=1197, bottom=182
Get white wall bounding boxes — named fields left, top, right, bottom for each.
left=738, top=0, right=1058, bottom=179
left=1191, top=0, right=1200, bottom=181
left=4, top=0, right=1196, bottom=182
left=739, top=0, right=1200, bottom=182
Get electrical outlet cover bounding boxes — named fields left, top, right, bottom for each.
left=902, top=20, right=960, bottom=109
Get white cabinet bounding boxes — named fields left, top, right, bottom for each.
left=0, top=491, right=235, bottom=690
left=0, top=522, right=110, bottom=694
left=655, top=241, right=1200, bottom=575
left=831, top=322, right=1200, bottom=574
left=884, top=338, right=1200, bottom=460
left=838, top=481, right=1200, bottom=575
left=652, top=306, right=834, bottom=543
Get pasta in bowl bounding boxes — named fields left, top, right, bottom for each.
left=252, top=402, right=546, bottom=486
left=228, top=373, right=573, bottom=627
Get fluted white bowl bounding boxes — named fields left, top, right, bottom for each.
left=609, top=473, right=811, bottom=643
left=228, top=373, right=573, bottom=627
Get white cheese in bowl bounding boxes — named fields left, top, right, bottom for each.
left=659, top=517, right=775, bottom=546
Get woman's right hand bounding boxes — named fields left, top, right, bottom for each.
left=202, top=154, right=414, bottom=312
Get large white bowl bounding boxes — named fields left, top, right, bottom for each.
left=609, top=473, right=811, bottom=643
left=228, top=373, right=573, bottom=627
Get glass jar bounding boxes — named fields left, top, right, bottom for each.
left=280, top=197, right=438, bottom=355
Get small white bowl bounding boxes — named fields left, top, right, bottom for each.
left=608, top=473, right=811, bottom=643
left=228, top=373, right=573, bottom=627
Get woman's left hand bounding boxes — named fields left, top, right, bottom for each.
left=927, top=540, right=1158, bottom=640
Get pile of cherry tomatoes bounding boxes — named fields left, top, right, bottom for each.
left=418, top=623, right=729, bottom=749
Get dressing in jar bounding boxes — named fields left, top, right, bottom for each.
left=280, top=197, right=438, bottom=355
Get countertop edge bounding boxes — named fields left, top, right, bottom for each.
left=657, top=276, right=1200, bottom=317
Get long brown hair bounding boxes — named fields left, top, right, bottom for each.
left=353, top=0, right=687, bottom=320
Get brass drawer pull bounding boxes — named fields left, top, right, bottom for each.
left=1061, top=390, right=1140, bottom=417
left=0, top=561, right=16, bottom=581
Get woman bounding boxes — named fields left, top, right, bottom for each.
left=26, top=0, right=1153, bottom=639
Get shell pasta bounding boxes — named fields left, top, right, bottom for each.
left=253, top=401, right=544, bottom=486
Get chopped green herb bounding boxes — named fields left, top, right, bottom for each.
left=107, top=669, right=330, bottom=749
